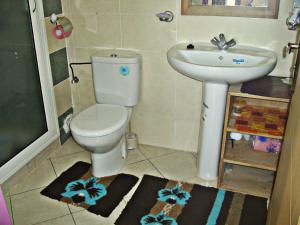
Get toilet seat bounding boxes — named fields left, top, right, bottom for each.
left=70, top=104, right=128, bottom=137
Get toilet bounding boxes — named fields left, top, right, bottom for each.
left=70, top=49, right=141, bottom=177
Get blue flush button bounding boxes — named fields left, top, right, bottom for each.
left=120, top=66, right=129, bottom=76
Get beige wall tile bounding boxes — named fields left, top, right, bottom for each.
left=69, top=0, right=119, bottom=14
left=131, top=110, right=175, bottom=148
left=77, top=78, right=96, bottom=112
left=120, top=0, right=176, bottom=14
left=54, top=79, right=72, bottom=116
left=121, top=14, right=176, bottom=52
left=44, top=17, right=66, bottom=54
left=68, top=14, right=99, bottom=47
left=175, top=119, right=201, bottom=153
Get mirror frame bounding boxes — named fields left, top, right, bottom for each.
left=182, top=0, right=280, bottom=19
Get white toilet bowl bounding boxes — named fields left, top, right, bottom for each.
left=70, top=104, right=131, bottom=177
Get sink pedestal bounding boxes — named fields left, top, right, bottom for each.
left=198, top=82, right=228, bottom=180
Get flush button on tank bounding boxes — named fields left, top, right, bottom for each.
left=120, top=66, right=129, bottom=76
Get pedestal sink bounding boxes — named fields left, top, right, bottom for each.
left=167, top=43, right=277, bottom=180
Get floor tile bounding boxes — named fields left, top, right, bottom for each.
left=72, top=200, right=127, bottom=225
left=49, top=138, right=85, bottom=159
left=186, top=176, right=217, bottom=188
left=139, top=144, right=176, bottom=159
left=150, top=152, right=198, bottom=181
left=11, top=188, right=70, bottom=225
left=125, top=148, right=146, bottom=164
left=35, top=215, right=75, bottom=225
left=7, top=159, right=56, bottom=195
left=51, top=151, right=91, bottom=176
left=121, top=160, right=161, bottom=178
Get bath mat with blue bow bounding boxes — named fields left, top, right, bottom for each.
left=41, top=161, right=138, bottom=217
left=115, top=175, right=267, bottom=225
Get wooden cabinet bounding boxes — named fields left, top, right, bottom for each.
left=218, top=82, right=290, bottom=199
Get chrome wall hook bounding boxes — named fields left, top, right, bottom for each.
left=156, top=11, right=174, bottom=22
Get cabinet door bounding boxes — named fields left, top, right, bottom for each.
left=267, top=53, right=300, bottom=225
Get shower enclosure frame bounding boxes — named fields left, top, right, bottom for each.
left=0, top=0, right=59, bottom=183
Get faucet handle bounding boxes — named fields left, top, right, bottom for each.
left=227, top=39, right=236, bottom=47
left=219, top=33, right=226, bottom=45
left=211, top=37, right=219, bottom=46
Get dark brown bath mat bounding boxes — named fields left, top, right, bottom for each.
left=115, top=175, right=267, bottom=225
left=41, top=161, right=138, bottom=217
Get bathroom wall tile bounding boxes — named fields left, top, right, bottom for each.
left=35, top=215, right=75, bottom=225
left=42, top=0, right=62, bottom=17
left=77, top=78, right=96, bottom=112
left=7, top=159, right=56, bottom=195
left=58, top=107, right=74, bottom=128
left=44, top=17, right=66, bottom=54
left=54, top=79, right=72, bottom=116
left=69, top=0, right=119, bottom=14
left=61, top=0, right=70, bottom=14
left=150, top=152, right=198, bottom=181
left=175, top=119, right=200, bottom=153
left=120, top=0, right=176, bottom=14
left=97, top=14, right=122, bottom=48
left=134, top=51, right=175, bottom=115
left=11, top=188, right=70, bottom=225
left=68, top=14, right=98, bottom=47
left=70, top=83, right=80, bottom=114
left=50, top=48, right=69, bottom=85
left=175, top=73, right=202, bottom=120
left=131, top=111, right=175, bottom=148
left=121, top=14, right=176, bottom=53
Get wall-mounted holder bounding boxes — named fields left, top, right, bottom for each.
left=50, top=13, right=73, bottom=39
left=156, top=11, right=174, bottom=22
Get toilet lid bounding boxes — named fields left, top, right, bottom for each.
left=70, top=104, right=128, bottom=137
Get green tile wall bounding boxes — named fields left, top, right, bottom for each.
left=50, top=48, right=69, bottom=86
left=42, top=0, right=62, bottom=17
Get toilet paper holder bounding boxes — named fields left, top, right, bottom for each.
left=50, top=13, right=73, bottom=39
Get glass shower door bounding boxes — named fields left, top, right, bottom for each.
left=0, top=0, right=48, bottom=167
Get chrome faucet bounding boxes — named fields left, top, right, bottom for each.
left=211, top=33, right=236, bottom=50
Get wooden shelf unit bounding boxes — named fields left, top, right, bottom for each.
left=218, top=82, right=291, bottom=199
left=224, top=140, right=279, bottom=171
left=221, top=164, right=274, bottom=199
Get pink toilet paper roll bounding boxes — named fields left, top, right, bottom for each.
left=0, top=186, right=12, bottom=225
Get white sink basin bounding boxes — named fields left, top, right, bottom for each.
left=167, top=43, right=277, bottom=84
left=167, top=42, right=277, bottom=181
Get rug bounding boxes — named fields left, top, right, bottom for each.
left=41, top=161, right=138, bottom=217
left=115, top=175, right=267, bottom=225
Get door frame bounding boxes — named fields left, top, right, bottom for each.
left=0, top=0, right=59, bottom=183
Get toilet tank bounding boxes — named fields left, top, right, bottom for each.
left=91, top=50, right=141, bottom=107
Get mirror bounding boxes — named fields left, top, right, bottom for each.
left=182, top=0, right=280, bottom=18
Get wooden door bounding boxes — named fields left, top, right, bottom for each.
left=267, top=46, right=300, bottom=225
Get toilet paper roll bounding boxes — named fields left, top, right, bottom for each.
left=52, top=17, right=73, bottom=39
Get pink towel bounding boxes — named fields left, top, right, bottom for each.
left=0, top=186, right=12, bottom=225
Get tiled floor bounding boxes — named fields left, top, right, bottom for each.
left=3, top=138, right=216, bottom=225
